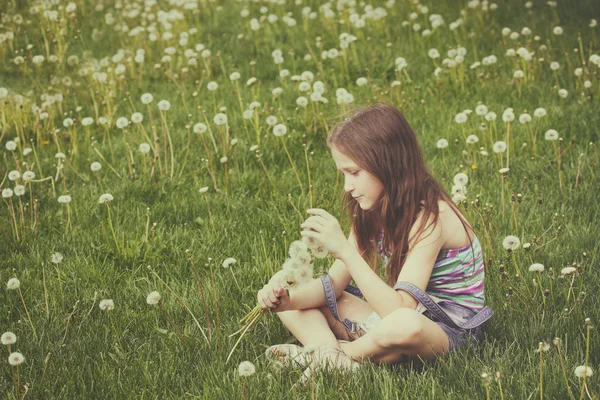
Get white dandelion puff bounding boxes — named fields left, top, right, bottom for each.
left=437, top=139, right=448, bottom=149
left=91, top=162, right=102, bottom=172
left=222, top=257, right=237, bottom=268
left=238, top=361, right=256, bottom=377
left=51, top=252, right=64, bottom=264
left=141, top=93, right=154, bottom=104
left=545, top=129, right=559, bottom=141
left=289, top=240, right=308, bottom=258
left=574, top=366, right=593, bottom=378
left=158, top=100, right=171, bottom=111
left=7, top=278, right=20, bottom=290
left=1, top=332, right=16, bottom=345
left=273, top=124, right=287, bottom=137
left=139, top=143, right=151, bottom=153
left=99, top=299, right=115, bottom=311
left=8, top=352, right=24, bottom=366
left=453, top=173, right=469, bottom=186
left=57, top=195, right=71, bottom=204
left=98, top=193, right=114, bottom=204
left=146, top=291, right=161, bottom=305
left=493, top=141, right=507, bottom=153
left=214, top=113, right=228, bottom=125
left=502, top=235, right=520, bottom=251
left=529, top=263, right=545, bottom=273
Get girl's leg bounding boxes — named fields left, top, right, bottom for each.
left=338, top=308, right=450, bottom=364
left=276, top=291, right=376, bottom=346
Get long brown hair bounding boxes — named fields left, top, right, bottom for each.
left=327, top=103, right=474, bottom=286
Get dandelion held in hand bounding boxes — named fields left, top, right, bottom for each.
left=227, top=234, right=328, bottom=363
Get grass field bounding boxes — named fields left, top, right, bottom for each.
left=1, top=0, right=599, bottom=398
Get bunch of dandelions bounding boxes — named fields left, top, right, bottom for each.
left=226, top=237, right=329, bottom=363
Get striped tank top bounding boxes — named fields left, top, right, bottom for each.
left=376, top=230, right=486, bottom=313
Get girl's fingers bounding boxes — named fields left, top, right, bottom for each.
left=300, top=221, right=321, bottom=231
left=303, top=216, right=325, bottom=226
left=300, top=230, right=319, bottom=240
left=307, top=208, right=335, bottom=221
left=267, top=291, right=279, bottom=304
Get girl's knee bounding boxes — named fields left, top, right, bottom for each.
left=373, top=308, right=424, bottom=349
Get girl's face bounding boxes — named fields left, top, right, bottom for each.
left=331, top=146, right=384, bottom=211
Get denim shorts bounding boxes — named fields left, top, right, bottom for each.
left=351, top=307, right=483, bottom=354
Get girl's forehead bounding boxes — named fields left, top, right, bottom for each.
left=331, top=147, right=358, bottom=167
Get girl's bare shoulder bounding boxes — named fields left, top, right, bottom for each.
left=437, top=200, right=474, bottom=250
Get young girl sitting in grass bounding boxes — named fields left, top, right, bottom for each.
left=257, top=103, right=493, bottom=378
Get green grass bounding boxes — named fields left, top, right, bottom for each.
left=1, top=0, right=599, bottom=398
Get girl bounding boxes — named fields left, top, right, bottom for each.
left=257, top=103, right=493, bottom=377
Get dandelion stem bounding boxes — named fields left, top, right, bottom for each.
left=149, top=268, right=209, bottom=344
left=18, top=287, right=38, bottom=341
left=579, top=322, right=591, bottom=400
left=42, top=262, right=49, bottom=318
left=226, top=310, right=263, bottom=364
left=189, top=258, right=212, bottom=341
left=556, top=340, right=575, bottom=400
left=539, top=342, right=544, bottom=400
left=158, top=303, right=188, bottom=345
left=281, top=137, right=305, bottom=196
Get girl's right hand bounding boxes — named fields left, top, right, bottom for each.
left=257, top=276, right=291, bottom=312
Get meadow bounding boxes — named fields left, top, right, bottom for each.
left=1, top=0, right=599, bottom=398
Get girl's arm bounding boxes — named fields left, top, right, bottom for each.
left=288, top=228, right=358, bottom=310
left=338, top=214, right=444, bottom=319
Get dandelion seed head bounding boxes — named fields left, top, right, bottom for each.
left=146, top=291, right=161, bottom=305
left=574, top=365, right=593, bottom=378
left=238, top=360, right=256, bottom=377
left=2, top=188, right=13, bottom=198
left=552, top=26, right=563, bottom=35
left=99, top=299, right=114, bottom=311
left=141, top=93, right=153, bottom=104
left=51, top=252, right=64, bottom=264
left=529, top=263, right=545, bottom=273
left=222, top=257, right=237, bottom=268
left=1, top=332, right=16, bottom=345
left=436, top=138, right=448, bottom=149
left=214, top=113, right=227, bottom=125
left=558, top=89, right=568, bottom=98
left=139, top=143, right=151, bottom=153
left=466, top=135, right=479, bottom=144
left=193, top=123, right=207, bottom=134
left=81, top=117, right=94, bottom=126
left=534, top=108, right=547, bottom=118
left=475, top=105, right=488, bottom=116
left=519, top=113, right=532, bottom=124
left=98, top=193, right=114, bottom=204
left=453, top=173, right=469, bottom=186
left=5, top=141, right=17, bottom=151
left=158, top=100, right=171, bottom=111
left=288, top=240, right=308, bottom=258
left=544, top=129, right=559, bottom=141
left=455, top=113, right=468, bottom=124
left=502, top=235, right=520, bottom=251
left=561, top=266, right=577, bottom=276
left=8, top=170, right=20, bottom=181
left=273, top=124, right=287, bottom=137
left=8, top=352, right=24, bottom=366
left=90, top=162, right=102, bottom=172
left=493, top=141, right=507, bottom=153
left=13, top=185, right=25, bottom=196
left=199, top=186, right=209, bottom=194
left=131, top=113, right=143, bottom=124
left=6, top=278, right=20, bottom=290
left=58, top=195, right=72, bottom=204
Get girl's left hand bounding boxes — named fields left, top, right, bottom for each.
left=300, top=208, right=352, bottom=259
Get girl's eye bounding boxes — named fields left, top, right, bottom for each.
left=350, top=171, right=359, bottom=176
